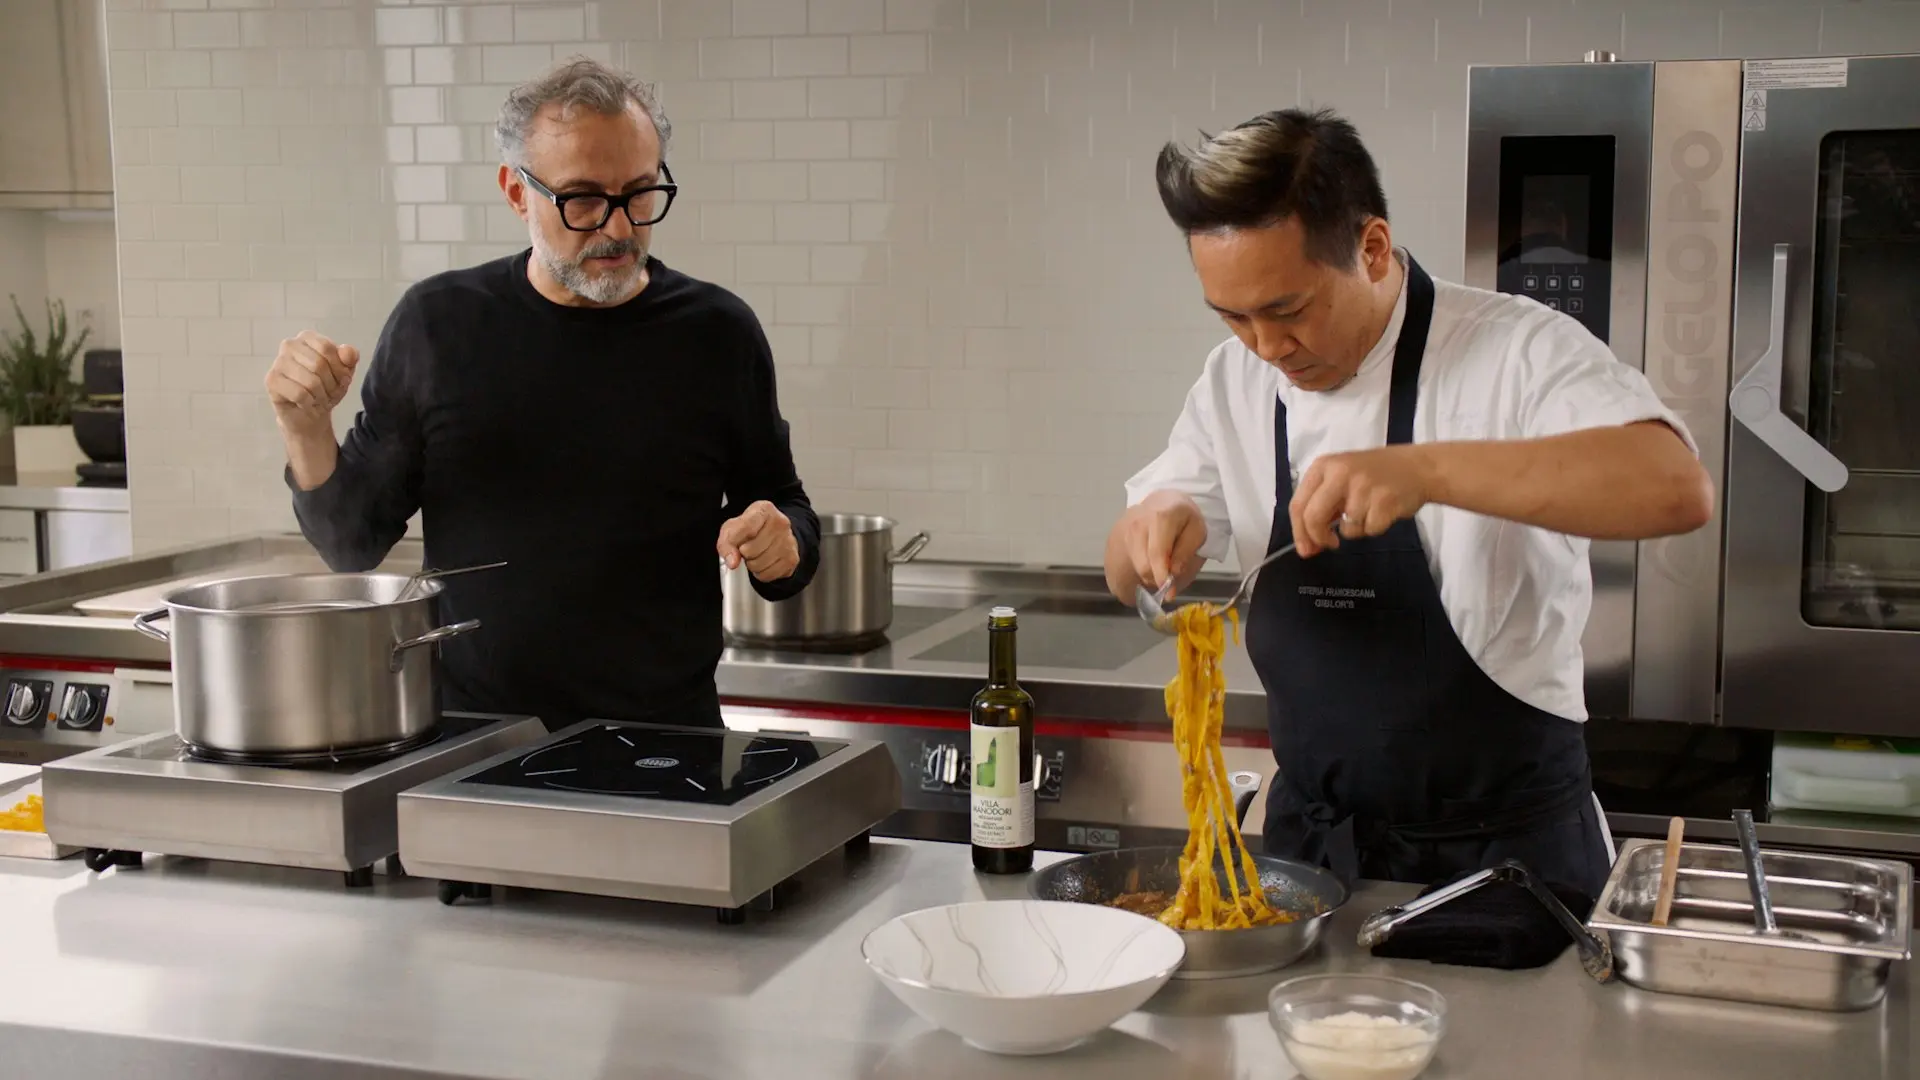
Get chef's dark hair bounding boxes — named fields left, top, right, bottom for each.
left=1155, top=108, right=1389, bottom=267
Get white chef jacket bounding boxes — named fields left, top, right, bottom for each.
left=1124, top=253, right=1696, bottom=723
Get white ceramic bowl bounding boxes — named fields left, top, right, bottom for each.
left=1268, top=974, right=1446, bottom=1080
left=860, top=899, right=1186, bottom=1056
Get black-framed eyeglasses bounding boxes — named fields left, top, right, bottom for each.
left=516, top=163, right=678, bottom=231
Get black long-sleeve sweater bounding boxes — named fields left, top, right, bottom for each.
left=288, top=251, right=820, bottom=726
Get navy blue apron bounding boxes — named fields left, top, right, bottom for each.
left=1246, top=257, right=1612, bottom=899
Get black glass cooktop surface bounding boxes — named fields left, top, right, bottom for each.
left=462, top=724, right=836, bottom=805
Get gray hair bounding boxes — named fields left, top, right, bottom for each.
left=494, top=57, right=672, bottom=167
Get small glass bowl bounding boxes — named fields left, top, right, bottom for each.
left=1267, top=974, right=1447, bottom=1080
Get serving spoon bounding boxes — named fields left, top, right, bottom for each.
left=1135, top=543, right=1297, bottom=635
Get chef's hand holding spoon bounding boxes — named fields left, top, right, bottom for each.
left=718, top=501, right=799, bottom=582
left=1288, top=445, right=1436, bottom=557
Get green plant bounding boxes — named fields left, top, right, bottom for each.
left=0, top=296, right=88, bottom=426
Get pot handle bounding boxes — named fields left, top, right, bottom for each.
left=889, top=531, right=931, bottom=563
left=390, top=619, right=481, bottom=672
left=132, top=607, right=171, bottom=643
left=1229, top=770, right=1262, bottom=828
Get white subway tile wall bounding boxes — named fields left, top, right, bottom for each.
left=99, top=0, right=1920, bottom=560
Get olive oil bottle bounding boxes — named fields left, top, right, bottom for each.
left=970, top=605, right=1035, bottom=874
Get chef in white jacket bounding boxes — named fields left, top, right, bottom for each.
left=1104, top=107, right=1714, bottom=897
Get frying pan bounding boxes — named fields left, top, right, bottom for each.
left=1026, top=772, right=1350, bottom=979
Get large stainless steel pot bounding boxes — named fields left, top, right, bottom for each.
left=721, top=513, right=929, bottom=647
left=131, top=572, right=480, bottom=760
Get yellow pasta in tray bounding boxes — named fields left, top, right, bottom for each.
left=0, top=793, right=45, bottom=833
left=1156, top=603, right=1292, bottom=931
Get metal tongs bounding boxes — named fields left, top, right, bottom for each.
left=1134, top=544, right=1297, bottom=635
left=1357, top=858, right=1617, bottom=984
left=394, top=560, right=508, bottom=603
left=1733, top=808, right=1817, bottom=943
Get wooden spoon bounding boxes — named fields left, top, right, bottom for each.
left=1651, top=815, right=1684, bottom=927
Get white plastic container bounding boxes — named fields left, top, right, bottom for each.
left=1770, top=732, right=1920, bottom=819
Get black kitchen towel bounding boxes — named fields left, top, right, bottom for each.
left=1368, top=873, right=1598, bottom=970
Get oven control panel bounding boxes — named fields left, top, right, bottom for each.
left=0, top=665, right=174, bottom=764
left=718, top=702, right=1278, bottom=854
left=917, top=739, right=1064, bottom=801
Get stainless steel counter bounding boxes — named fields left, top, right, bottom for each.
left=0, top=471, right=128, bottom=513
left=5, top=533, right=1920, bottom=861
left=0, top=532, right=410, bottom=663
left=718, top=560, right=1268, bottom=731
left=0, top=839, right=1909, bottom=1079
left=0, top=533, right=1263, bottom=730
left=0, top=472, right=128, bottom=578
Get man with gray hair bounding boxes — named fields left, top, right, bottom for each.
left=264, top=58, right=820, bottom=729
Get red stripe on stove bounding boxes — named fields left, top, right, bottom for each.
left=0, top=655, right=168, bottom=674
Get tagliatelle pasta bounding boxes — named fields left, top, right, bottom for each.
left=1155, top=602, right=1291, bottom=931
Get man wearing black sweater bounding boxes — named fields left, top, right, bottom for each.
left=263, top=59, right=819, bottom=728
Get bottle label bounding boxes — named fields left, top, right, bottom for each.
left=970, top=723, right=1033, bottom=848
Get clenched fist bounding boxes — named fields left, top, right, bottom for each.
left=265, top=331, right=360, bottom=437
left=1103, top=490, right=1209, bottom=603
left=718, top=501, right=799, bottom=582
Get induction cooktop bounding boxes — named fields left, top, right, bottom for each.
left=397, top=718, right=901, bottom=920
left=41, top=713, right=547, bottom=886
left=460, top=724, right=832, bottom=806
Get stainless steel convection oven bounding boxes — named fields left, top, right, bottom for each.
left=1467, top=53, right=1920, bottom=742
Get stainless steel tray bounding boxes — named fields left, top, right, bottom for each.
left=0, top=770, right=77, bottom=860
left=1589, top=837, right=1911, bottom=1011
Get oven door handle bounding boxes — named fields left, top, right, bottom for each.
left=1728, top=243, right=1849, bottom=493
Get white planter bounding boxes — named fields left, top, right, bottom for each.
left=12, top=424, right=85, bottom=475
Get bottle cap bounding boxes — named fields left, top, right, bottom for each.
left=989, top=605, right=1016, bottom=618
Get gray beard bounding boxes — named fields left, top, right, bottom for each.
left=533, top=233, right=647, bottom=305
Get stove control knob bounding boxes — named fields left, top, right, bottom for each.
left=940, top=744, right=960, bottom=786
left=1037, top=752, right=1064, bottom=800
left=60, top=684, right=106, bottom=730
left=5, top=682, right=38, bottom=724
left=919, top=744, right=944, bottom=785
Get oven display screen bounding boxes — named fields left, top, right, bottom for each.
left=1517, top=174, right=1591, bottom=263
left=1496, top=135, right=1614, bottom=342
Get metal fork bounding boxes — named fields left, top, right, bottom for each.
left=1133, top=543, right=1297, bottom=635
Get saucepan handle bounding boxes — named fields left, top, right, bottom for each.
left=132, top=607, right=172, bottom=643
left=1229, top=770, right=1262, bottom=828
left=889, top=531, right=931, bottom=563
left=390, top=619, right=481, bottom=672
